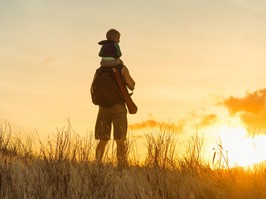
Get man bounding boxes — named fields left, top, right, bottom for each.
left=94, top=29, right=135, bottom=167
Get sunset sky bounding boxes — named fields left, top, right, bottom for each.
left=1, top=0, right=266, bottom=165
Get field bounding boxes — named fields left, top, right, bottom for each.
left=0, top=123, right=265, bottom=199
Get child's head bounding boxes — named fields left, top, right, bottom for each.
left=106, top=29, right=120, bottom=43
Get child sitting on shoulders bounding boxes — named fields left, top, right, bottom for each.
left=98, top=29, right=124, bottom=67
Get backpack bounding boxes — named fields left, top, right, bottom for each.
left=91, top=67, right=121, bottom=107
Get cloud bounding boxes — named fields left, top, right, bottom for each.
left=221, top=88, right=266, bottom=133
left=128, top=112, right=219, bottom=135
left=129, top=119, right=158, bottom=129
left=129, top=119, right=185, bottom=133
left=198, top=114, right=218, bottom=128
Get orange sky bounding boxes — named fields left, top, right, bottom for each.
left=0, top=0, right=266, bottom=165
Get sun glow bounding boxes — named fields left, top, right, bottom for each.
left=214, top=126, right=266, bottom=167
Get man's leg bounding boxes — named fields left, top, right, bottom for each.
left=116, top=139, right=127, bottom=167
left=96, top=140, right=108, bottom=163
left=112, top=105, right=128, bottom=167
left=95, top=106, right=112, bottom=163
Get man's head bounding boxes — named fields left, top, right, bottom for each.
left=106, top=29, right=120, bottom=43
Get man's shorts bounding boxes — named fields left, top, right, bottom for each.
left=95, top=104, right=127, bottom=140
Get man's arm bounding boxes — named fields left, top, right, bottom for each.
left=121, top=66, right=135, bottom=91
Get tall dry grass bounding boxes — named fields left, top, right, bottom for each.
left=0, top=123, right=265, bottom=199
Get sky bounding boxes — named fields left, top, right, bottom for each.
left=1, top=0, right=266, bottom=165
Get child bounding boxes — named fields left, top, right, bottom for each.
left=97, top=29, right=134, bottom=90
left=98, top=29, right=124, bottom=67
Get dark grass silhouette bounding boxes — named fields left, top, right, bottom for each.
left=0, top=123, right=265, bottom=199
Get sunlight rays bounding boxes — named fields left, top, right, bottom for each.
left=215, top=126, right=266, bottom=167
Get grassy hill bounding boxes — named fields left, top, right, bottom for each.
left=0, top=123, right=265, bottom=199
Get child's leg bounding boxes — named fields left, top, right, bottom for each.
left=100, top=59, right=123, bottom=67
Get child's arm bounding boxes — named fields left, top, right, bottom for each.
left=100, top=59, right=123, bottom=67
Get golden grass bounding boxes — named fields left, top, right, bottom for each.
left=0, top=123, right=265, bottom=199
